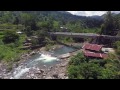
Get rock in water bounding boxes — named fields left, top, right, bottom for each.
left=58, top=53, right=71, bottom=59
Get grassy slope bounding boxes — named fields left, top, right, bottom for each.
left=0, top=31, right=28, bottom=63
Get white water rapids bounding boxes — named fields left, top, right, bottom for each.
left=8, top=46, right=78, bottom=79
left=34, top=54, right=59, bottom=63
left=10, top=54, right=59, bottom=79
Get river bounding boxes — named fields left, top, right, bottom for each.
left=5, top=45, right=82, bottom=79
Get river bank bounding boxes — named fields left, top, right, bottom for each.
left=0, top=43, right=83, bottom=79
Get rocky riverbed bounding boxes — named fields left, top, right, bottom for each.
left=13, top=58, right=69, bottom=79
left=0, top=43, right=82, bottom=79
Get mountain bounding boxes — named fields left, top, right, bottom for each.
left=89, top=15, right=103, bottom=20
left=0, top=11, right=103, bottom=28
left=58, top=11, right=72, bottom=15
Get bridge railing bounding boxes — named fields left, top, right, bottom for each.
left=48, top=32, right=120, bottom=40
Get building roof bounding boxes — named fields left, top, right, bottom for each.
left=83, top=50, right=107, bottom=59
left=82, top=43, right=103, bottom=51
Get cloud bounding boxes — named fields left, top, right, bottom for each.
left=112, top=11, right=120, bottom=14
left=67, top=11, right=120, bottom=16
left=67, top=11, right=107, bottom=16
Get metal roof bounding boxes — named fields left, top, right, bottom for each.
left=82, top=43, right=103, bottom=51
left=83, top=50, right=107, bottom=59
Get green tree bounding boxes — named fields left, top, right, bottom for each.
left=2, top=30, right=19, bottom=44
left=13, top=17, right=19, bottom=25
left=20, top=13, right=37, bottom=30
left=101, top=11, right=115, bottom=35
left=24, top=26, right=33, bottom=36
left=67, top=52, right=120, bottom=79
left=53, top=21, right=60, bottom=30
left=0, top=11, right=14, bottom=23
left=113, top=41, right=120, bottom=55
left=37, top=20, right=53, bottom=32
left=69, top=53, right=87, bottom=65
left=68, top=62, right=102, bottom=79
left=113, top=41, right=120, bottom=49
left=68, top=65, right=81, bottom=79
left=79, top=63, right=102, bottom=79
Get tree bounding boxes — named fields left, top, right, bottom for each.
left=113, top=41, right=120, bottom=48
left=31, top=20, right=37, bottom=30
left=67, top=52, right=120, bottom=79
left=13, top=17, right=19, bottom=25
left=101, top=11, right=115, bottom=35
left=53, top=21, right=60, bottom=30
left=2, top=30, right=19, bottom=44
left=113, top=41, right=120, bottom=55
left=20, top=13, right=37, bottom=30
left=0, top=11, right=14, bottom=23
left=69, top=53, right=87, bottom=65
left=24, top=26, right=33, bottom=36
left=68, top=65, right=81, bottom=79
left=68, top=62, right=102, bottom=79
left=68, top=53, right=94, bottom=79
left=36, top=21, right=48, bottom=29
left=13, top=17, right=19, bottom=29
left=79, top=63, right=102, bottom=79
left=37, top=20, right=53, bottom=32
left=99, top=68, right=116, bottom=79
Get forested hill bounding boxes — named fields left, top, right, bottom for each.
left=28, top=11, right=104, bottom=28
left=0, top=11, right=103, bottom=31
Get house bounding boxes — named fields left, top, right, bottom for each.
left=82, top=43, right=108, bottom=59
left=83, top=50, right=108, bottom=59
left=82, top=43, right=103, bottom=52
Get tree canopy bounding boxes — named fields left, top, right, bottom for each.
left=67, top=52, right=120, bottom=79
left=2, top=30, right=19, bottom=44
left=0, top=11, right=103, bottom=33
left=101, top=11, right=120, bottom=36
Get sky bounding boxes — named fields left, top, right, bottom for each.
left=67, top=11, right=120, bottom=16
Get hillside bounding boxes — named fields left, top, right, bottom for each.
left=0, top=11, right=103, bottom=30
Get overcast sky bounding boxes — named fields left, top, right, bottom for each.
left=67, top=11, right=120, bottom=16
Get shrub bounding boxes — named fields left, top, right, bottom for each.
left=69, top=53, right=87, bottom=65
left=45, top=44, right=52, bottom=51
left=2, top=30, right=19, bottom=44
left=67, top=52, right=120, bottom=79
left=68, top=62, right=102, bottom=79
left=113, top=41, right=120, bottom=49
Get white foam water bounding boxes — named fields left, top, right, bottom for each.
left=10, top=66, right=30, bottom=79
left=10, top=54, right=59, bottom=79
left=34, top=54, right=59, bottom=63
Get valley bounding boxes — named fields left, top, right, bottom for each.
left=0, top=11, right=120, bottom=79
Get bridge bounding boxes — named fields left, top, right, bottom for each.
left=48, top=32, right=120, bottom=41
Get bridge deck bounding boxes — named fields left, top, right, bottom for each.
left=49, top=32, right=120, bottom=40
left=49, top=32, right=99, bottom=36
